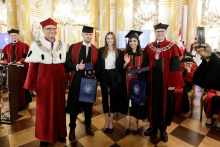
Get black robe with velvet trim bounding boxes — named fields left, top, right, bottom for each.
left=64, top=43, right=100, bottom=115
left=193, top=53, right=220, bottom=91
left=117, top=50, right=148, bottom=119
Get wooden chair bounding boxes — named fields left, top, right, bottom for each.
left=187, top=84, right=196, bottom=115
left=200, top=88, right=205, bottom=121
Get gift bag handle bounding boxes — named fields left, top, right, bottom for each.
left=138, top=73, right=142, bottom=80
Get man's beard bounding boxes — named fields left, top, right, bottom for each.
left=84, top=40, right=91, bottom=44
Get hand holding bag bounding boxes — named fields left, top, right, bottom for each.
left=130, top=73, right=146, bottom=106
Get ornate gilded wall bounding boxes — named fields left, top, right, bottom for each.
left=19, top=0, right=31, bottom=46
left=6, top=0, right=18, bottom=30
left=186, top=0, right=199, bottom=49
left=115, top=0, right=125, bottom=41
left=90, top=0, right=99, bottom=47
left=100, top=0, right=110, bottom=47
left=170, top=0, right=182, bottom=44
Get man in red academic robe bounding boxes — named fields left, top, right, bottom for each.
left=144, top=23, right=184, bottom=142
left=24, top=18, right=67, bottom=147
left=174, top=58, right=196, bottom=114
left=2, top=29, right=32, bottom=111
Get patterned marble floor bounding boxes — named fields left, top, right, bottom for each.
left=0, top=86, right=220, bottom=147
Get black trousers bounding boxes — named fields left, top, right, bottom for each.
left=69, top=102, right=93, bottom=129
left=100, top=69, right=117, bottom=113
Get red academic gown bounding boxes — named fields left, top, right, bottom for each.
left=174, top=65, right=196, bottom=114
left=24, top=38, right=67, bottom=143
left=204, top=89, right=220, bottom=122
left=144, top=38, right=184, bottom=129
left=2, top=41, right=30, bottom=107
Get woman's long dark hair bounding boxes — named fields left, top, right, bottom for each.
left=102, top=32, right=118, bottom=59
left=125, top=37, right=141, bottom=56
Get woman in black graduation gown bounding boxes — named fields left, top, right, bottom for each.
left=118, top=30, right=148, bottom=135
left=98, top=32, right=122, bottom=133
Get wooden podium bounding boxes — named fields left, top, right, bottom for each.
left=0, top=63, right=23, bottom=124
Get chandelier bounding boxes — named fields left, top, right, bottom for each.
left=0, top=1, right=7, bottom=26
left=134, top=0, right=157, bottom=28
left=204, top=0, right=220, bottom=26
left=53, top=2, right=75, bottom=26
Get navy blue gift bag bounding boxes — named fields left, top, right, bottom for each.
left=130, top=74, right=146, bottom=106
left=79, top=77, right=97, bottom=103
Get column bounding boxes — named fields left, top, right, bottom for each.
left=100, top=0, right=110, bottom=47
left=90, top=0, right=99, bottom=47
left=19, top=0, right=31, bottom=46
left=198, top=0, right=203, bottom=26
left=158, top=0, right=172, bottom=40
left=115, top=0, right=125, bottom=41
left=186, top=0, right=199, bottom=50
left=170, top=0, right=182, bottom=44
left=53, top=0, right=61, bottom=40
left=6, top=0, right=18, bottom=30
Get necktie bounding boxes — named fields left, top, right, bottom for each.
left=86, top=45, right=89, bottom=58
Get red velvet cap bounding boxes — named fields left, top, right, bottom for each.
left=40, top=18, right=57, bottom=28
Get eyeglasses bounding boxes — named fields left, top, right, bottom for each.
left=155, top=30, right=165, bottom=34
left=44, top=28, right=57, bottom=31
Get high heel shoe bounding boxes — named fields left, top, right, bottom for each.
left=125, top=128, right=130, bottom=134
left=108, top=127, right=114, bottom=133
left=133, top=130, right=138, bottom=135
left=103, top=128, right=109, bottom=133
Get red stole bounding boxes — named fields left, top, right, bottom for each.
left=70, top=41, right=98, bottom=85
left=124, top=51, right=143, bottom=98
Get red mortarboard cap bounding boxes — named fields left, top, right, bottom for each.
left=40, top=18, right=57, bottom=28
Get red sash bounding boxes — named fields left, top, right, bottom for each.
left=70, top=41, right=98, bottom=85
left=124, top=51, right=143, bottom=98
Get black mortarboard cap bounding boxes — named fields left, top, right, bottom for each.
left=82, top=26, right=94, bottom=33
left=153, top=23, right=169, bottom=30
left=181, top=58, right=194, bottom=63
left=8, top=29, right=19, bottom=35
left=184, top=52, right=194, bottom=58
left=125, top=30, right=143, bottom=39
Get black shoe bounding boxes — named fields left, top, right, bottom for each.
left=125, top=128, right=130, bottom=134
left=160, top=130, right=168, bottom=142
left=40, top=141, right=48, bottom=147
left=108, top=127, right=113, bottom=133
left=205, top=123, right=212, bottom=128
left=103, top=128, right=109, bottom=133
left=24, top=104, right=29, bottom=109
left=133, top=130, right=138, bottom=135
left=144, top=128, right=155, bottom=136
left=18, top=106, right=26, bottom=111
left=57, top=137, right=66, bottom=143
left=215, top=126, right=220, bottom=131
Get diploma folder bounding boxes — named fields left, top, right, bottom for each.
left=85, top=63, right=93, bottom=76
left=127, top=66, right=149, bottom=75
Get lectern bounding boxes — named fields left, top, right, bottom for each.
left=0, top=63, right=23, bottom=124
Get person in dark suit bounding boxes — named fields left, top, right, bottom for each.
left=98, top=32, right=122, bottom=133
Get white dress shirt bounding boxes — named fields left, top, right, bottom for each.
left=105, top=50, right=116, bottom=69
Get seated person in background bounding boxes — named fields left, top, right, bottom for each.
left=204, top=89, right=220, bottom=131
left=181, top=51, right=197, bottom=69
left=174, top=58, right=196, bottom=114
